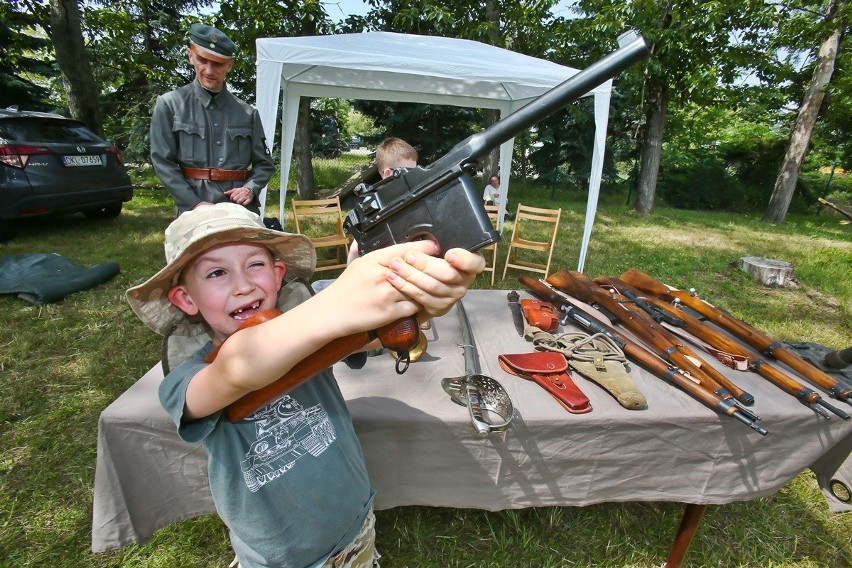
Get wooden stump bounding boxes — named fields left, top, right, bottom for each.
left=737, top=256, right=794, bottom=287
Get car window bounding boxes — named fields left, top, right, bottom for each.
left=0, top=118, right=102, bottom=144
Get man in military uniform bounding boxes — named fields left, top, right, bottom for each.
left=150, top=24, right=275, bottom=216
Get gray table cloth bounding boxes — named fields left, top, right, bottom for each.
left=92, top=290, right=852, bottom=552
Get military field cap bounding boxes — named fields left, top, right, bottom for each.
left=127, top=203, right=315, bottom=337
left=188, top=23, right=237, bottom=62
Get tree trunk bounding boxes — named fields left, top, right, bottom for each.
left=764, top=0, right=843, bottom=223
left=48, top=0, right=103, bottom=136
left=482, top=0, right=501, bottom=180
left=633, top=82, right=669, bottom=214
left=294, top=97, right=316, bottom=199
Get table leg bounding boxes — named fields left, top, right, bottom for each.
left=664, top=503, right=708, bottom=568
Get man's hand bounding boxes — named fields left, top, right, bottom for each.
left=224, top=186, right=254, bottom=206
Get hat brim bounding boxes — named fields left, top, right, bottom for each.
left=127, top=227, right=315, bottom=336
left=189, top=41, right=233, bottom=63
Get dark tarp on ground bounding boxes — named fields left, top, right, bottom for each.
left=0, top=253, right=120, bottom=305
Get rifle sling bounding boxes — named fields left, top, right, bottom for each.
left=660, top=320, right=751, bottom=371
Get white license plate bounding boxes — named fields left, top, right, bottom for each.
left=62, top=155, right=103, bottom=167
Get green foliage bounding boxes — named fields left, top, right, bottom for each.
left=82, top=1, right=215, bottom=159
left=657, top=105, right=791, bottom=211
left=0, top=2, right=53, bottom=110
left=4, top=0, right=851, bottom=221
left=215, top=0, right=334, bottom=103
left=353, top=100, right=482, bottom=163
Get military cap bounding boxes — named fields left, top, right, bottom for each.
left=188, top=24, right=237, bottom=62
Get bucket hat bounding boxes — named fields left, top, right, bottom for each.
left=127, top=203, right=315, bottom=339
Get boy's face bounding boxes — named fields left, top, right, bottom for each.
left=168, top=242, right=286, bottom=345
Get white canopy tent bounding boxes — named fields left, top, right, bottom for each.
left=255, top=31, right=612, bottom=272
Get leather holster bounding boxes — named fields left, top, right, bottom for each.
left=498, top=352, right=592, bottom=414
left=520, top=298, right=559, bottom=332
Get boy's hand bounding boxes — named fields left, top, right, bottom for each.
left=320, top=241, right=484, bottom=334
left=384, top=243, right=485, bottom=319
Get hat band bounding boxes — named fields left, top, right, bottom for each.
left=189, top=41, right=234, bottom=63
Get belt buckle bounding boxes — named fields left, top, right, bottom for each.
left=209, top=168, right=223, bottom=181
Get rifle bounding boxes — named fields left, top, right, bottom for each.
left=620, top=268, right=852, bottom=405
left=344, top=31, right=649, bottom=369
left=546, top=270, right=757, bottom=408
left=519, top=275, right=768, bottom=435
left=595, top=276, right=850, bottom=421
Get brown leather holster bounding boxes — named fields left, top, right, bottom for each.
left=519, top=298, right=559, bottom=332
left=498, top=351, right=592, bottom=414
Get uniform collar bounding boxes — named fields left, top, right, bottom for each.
left=191, top=78, right=230, bottom=107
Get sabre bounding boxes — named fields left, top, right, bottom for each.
left=441, top=300, right=514, bottom=437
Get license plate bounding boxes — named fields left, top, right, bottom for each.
left=62, top=155, right=103, bottom=167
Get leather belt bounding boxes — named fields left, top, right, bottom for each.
left=181, top=166, right=250, bottom=182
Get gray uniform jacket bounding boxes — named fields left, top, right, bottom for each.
left=150, top=80, right=275, bottom=215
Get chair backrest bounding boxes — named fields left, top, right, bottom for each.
left=509, top=204, right=561, bottom=244
left=501, top=203, right=562, bottom=279
left=481, top=205, right=501, bottom=285
left=291, top=197, right=347, bottom=239
left=484, top=205, right=500, bottom=227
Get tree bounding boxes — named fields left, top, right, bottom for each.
left=216, top=0, right=333, bottom=198
left=47, top=0, right=103, bottom=134
left=0, top=3, right=53, bottom=110
left=84, top=1, right=211, bottom=157
left=571, top=0, right=776, bottom=214
left=764, top=0, right=846, bottom=223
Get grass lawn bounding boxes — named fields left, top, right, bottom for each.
left=0, top=166, right=850, bottom=566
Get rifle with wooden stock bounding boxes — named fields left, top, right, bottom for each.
left=595, top=276, right=850, bottom=421
left=620, top=268, right=852, bottom=405
left=546, top=270, right=758, bottom=408
left=519, top=275, right=768, bottom=435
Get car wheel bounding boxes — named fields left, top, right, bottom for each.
left=83, top=204, right=123, bottom=219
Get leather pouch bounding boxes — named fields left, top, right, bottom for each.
left=520, top=298, right=559, bottom=332
left=498, top=352, right=592, bottom=413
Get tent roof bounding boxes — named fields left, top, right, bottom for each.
left=255, top=32, right=614, bottom=273
left=256, top=31, right=609, bottom=109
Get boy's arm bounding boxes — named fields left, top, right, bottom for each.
left=183, top=242, right=483, bottom=420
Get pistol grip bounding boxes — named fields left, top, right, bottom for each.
left=377, top=316, right=420, bottom=372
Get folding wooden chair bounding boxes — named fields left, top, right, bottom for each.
left=291, top=197, right=350, bottom=273
left=481, top=205, right=500, bottom=286
left=501, top=203, right=562, bottom=280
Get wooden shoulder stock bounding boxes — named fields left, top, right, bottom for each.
left=201, top=308, right=371, bottom=422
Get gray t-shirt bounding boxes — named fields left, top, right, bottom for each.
left=159, top=343, right=373, bottom=568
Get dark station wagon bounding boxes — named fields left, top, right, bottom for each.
left=0, top=107, right=133, bottom=238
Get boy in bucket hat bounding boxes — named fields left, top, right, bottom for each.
left=126, top=202, right=484, bottom=568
